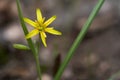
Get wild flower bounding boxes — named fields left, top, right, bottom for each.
left=24, top=8, right=62, bottom=47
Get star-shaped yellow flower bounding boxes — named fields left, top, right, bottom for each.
left=24, top=8, right=62, bottom=47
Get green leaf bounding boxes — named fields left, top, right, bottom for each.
left=13, top=44, right=30, bottom=50
left=54, top=0, right=105, bottom=80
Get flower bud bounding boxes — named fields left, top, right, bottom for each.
left=13, top=44, right=30, bottom=50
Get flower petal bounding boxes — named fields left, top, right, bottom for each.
left=43, top=31, right=47, bottom=38
left=45, top=28, right=62, bottom=35
left=24, top=18, right=37, bottom=28
left=42, top=17, right=45, bottom=22
left=26, top=29, right=39, bottom=39
left=40, top=32, right=47, bottom=47
left=36, top=8, right=43, bottom=22
left=44, top=15, right=56, bottom=27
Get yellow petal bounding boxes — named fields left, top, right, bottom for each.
left=45, top=28, right=62, bottom=35
left=40, top=32, right=47, bottom=47
left=44, top=15, right=56, bottom=27
left=36, top=8, right=43, bottom=22
left=26, top=29, right=39, bottom=39
left=42, top=31, right=47, bottom=38
left=42, top=17, right=45, bottom=22
left=24, top=18, right=37, bottom=28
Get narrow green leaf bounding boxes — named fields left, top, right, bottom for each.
left=54, top=0, right=105, bottom=80
left=108, top=71, right=120, bottom=80
left=13, top=44, right=30, bottom=50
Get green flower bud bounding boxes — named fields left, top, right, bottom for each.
left=13, top=44, right=30, bottom=50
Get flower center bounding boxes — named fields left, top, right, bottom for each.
left=35, top=20, right=44, bottom=31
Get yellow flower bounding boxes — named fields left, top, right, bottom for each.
left=24, top=8, right=62, bottom=47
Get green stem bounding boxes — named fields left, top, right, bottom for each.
left=35, top=53, right=42, bottom=80
left=16, top=0, right=35, bottom=54
left=16, top=0, right=41, bottom=80
left=54, top=0, right=105, bottom=80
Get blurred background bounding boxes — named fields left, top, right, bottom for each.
left=0, top=0, right=120, bottom=80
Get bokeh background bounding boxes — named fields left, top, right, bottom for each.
left=0, top=0, right=120, bottom=80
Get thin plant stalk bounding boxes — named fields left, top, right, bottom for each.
left=35, top=53, right=42, bottom=80
left=16, top=0, right=42, bottom=80
left=54, top=0, right=105, bottom=80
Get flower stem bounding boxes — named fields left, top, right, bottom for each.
left=16, top=0, right=41, bottom=80
left=54, top=0, right=105, bottom=80
left=35, top=53, right=42, bottom=80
